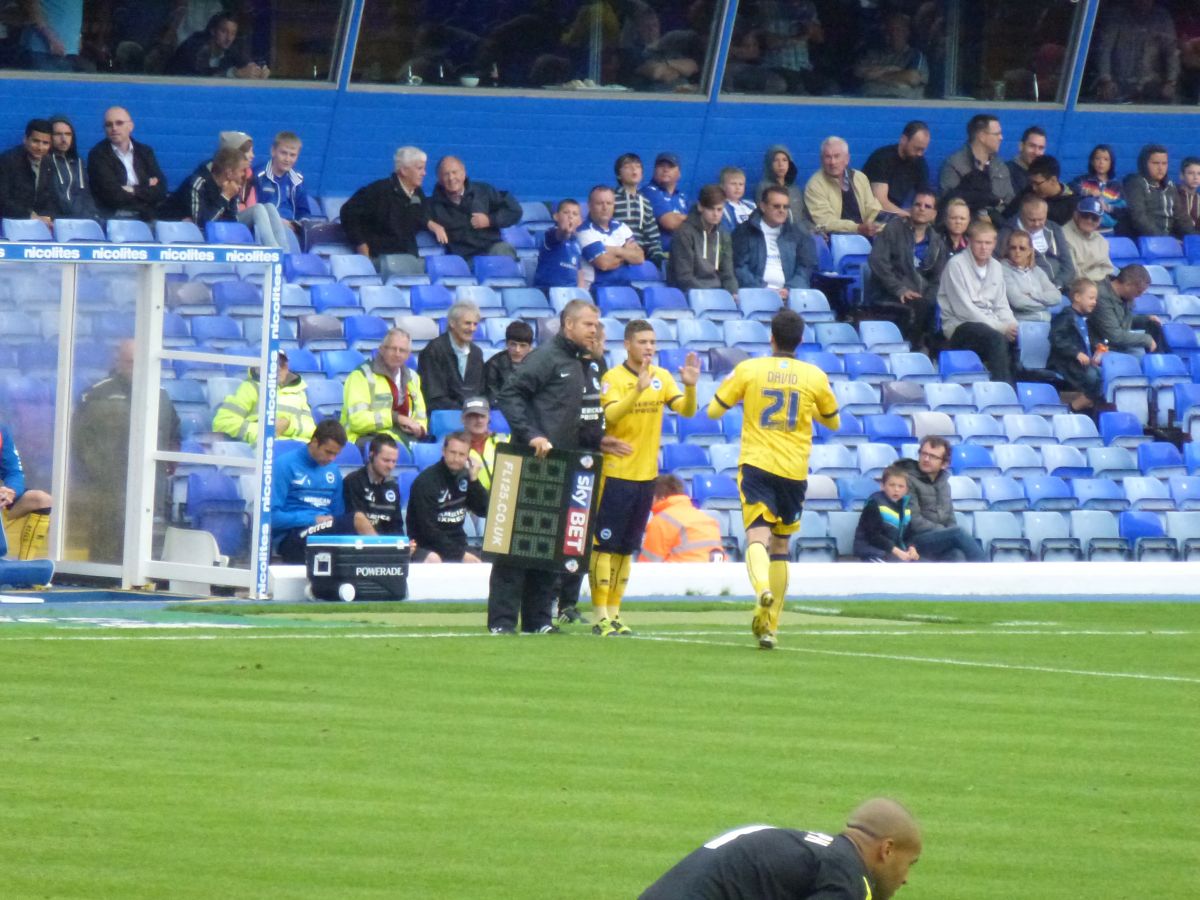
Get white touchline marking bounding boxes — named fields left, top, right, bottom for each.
left=631, top=635, right=1200, bottom=684
left=0, top=631, right=496, bottom=642
left=635, top=629, right=1196, bottom=637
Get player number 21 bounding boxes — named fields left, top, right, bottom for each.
left=760, top=389, right=799, bottom=430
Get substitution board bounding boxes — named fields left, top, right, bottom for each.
left=481, top=445, right=601, bottom=574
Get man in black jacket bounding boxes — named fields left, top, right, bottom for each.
left=340, top=145, right=445, bottom=262
left=418, top=300, right=484, bottom=412
left=487, top=299, right=604, bottom=634
left=483, top=320, right=533, bottom=406
left=86, top=107, right=167, bottom=221
left=342, top=434, right=405, bottom=536
left=406, top=431, right=488, bottom=563
left=427, top=156, right=522, bottom=260
left=0, top=119, right=59, bottom=223
left=164, top=147, right=243, bottom=230
left=865, top=189, right=947, bottom=348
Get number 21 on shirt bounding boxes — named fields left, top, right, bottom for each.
left=760, top=388, right=800, bottom=430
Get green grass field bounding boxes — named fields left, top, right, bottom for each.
left=1, top=599, right=1197, bottom=899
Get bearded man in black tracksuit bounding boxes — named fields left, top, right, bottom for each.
left=486, top=299, right=605, bottom=634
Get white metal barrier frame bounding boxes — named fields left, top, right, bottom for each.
left=1, top=241, right=282, bottom=598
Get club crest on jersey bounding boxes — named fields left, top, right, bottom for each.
left=651, top=377, right=662, bottom=390
left=599, top=527, right=612, bottom=540
left=325, top=471, right=335, bottom=483
left=458, top=478, right=468, bottom=492
left=385, top=489, right=396, bottom=502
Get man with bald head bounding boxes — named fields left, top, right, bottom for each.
left=640, top=797, right=921, bottom=900
left=86, top=107, right=167, bottom=220
left=426, top=155, right=522, bottom=261
left=997, top=193, right=1075, bottom=291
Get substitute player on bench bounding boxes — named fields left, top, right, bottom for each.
left=591, top=320, right=700, bottom=636
left=706, top=309, right=838, bottom=649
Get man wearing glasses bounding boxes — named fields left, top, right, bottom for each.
left=899, top=436, right=986, bottom=562
left=938, top=114, right=1014, bottom=224
left=732, top=185, right=818, bottom=300
left=865, top=189, right=947, bottom=350
left=1022, top=155, right=1078, bottom=226
left=86, top=107, right=167, bottom=221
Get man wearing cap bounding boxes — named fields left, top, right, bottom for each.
left=642, top=152, right=689, bottom=253
left=613, top=152, right=665, bottom=265
left=483, top=320, right=533, bottom=407
left=461, top=397, right=509, bottom=492
left=1062, top=197, right=1117, bottom=284
left=213, top=350, right=315, bottom=446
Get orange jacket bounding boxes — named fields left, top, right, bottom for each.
left=638, top=494, right=725, bottom=563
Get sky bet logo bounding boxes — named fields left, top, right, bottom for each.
left=562, top=471, right=595, bottom=557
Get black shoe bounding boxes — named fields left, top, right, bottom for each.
left=533, top=624, right=562, bottom=634
left=489, top=626, right=516, bottom=635
left=557, top=606, right=589, bottom=625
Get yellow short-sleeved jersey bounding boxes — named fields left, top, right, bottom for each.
left=710, top=355, right=839, bottom=480
left=602, top=362, right=683, bottom=481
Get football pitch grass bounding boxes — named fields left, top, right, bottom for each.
left=1, top=599, right=1197, bottom=899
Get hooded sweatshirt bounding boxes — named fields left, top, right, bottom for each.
left=1124, top=145, right=1196, bottom=238
left=47, top=115, right=99, bottom=220
left=756, top=144, right=807, bottom=222
left=668, top=207, right=738, bottom=293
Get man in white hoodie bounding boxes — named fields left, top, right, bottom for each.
left=936, top=221, right=1017, bottom=383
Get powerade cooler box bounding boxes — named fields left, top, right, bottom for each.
left=305, top=535, right=411, bottom=602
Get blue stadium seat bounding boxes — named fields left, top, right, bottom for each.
left=413, top=230, right=444, bottom=258
left=1085, top=446, right=1139, bottom=480
left=1142, top=354, right=1191, bottom=424
left=814, top=322, right=866, bottom=354
left=955, top=413, right=1005, bottom=445
left=1144, top=264, right=1177, bottom=296
left=889, top=352, right=938, bottom=383
left=284, top=347, right=321, bottom=374
left=790, top=289, right=835, bottom=323
left=426, top=254, right=478, bottom=286
left=186, top=471, right=248, bottom=556
left=396, top=314, right=440, bottom=349
left=1017, top=320, right=1053, bottom=371
left=1165, top=293, right=1200, bottom=325
left=519, top=201, right=552, bottom=228
left=972, top=511, right=1030, bottom=560
left=499, top=224, right=537, bottom=252
left=305, top=379, right=344, bottom=417
left=412, top=442, right=442, bottom=471
left=1119, top=510, right=1178, bottom=560
left=838, top=475, right=879, bottom=511
left=212, top=281, right=263, bottom=316
left=791, top=510, right=837, bottom=562
left=661, top=443, right=713, bottom=479
left=797, top=350, right=846, bottom=381
left=106, top=219, right=154, bottom=243
left=304, top=221, right=353, bottom=256
left=858, top=319, right=908, bottom=353
left=881, top=380, right=926, bottom=414
left=642, top=285, right=691, bottom=320
left=1002, top=413, right=1055, bottom=446
left=948, top=475, right=986, bottom=511
left=1161, top=322, right=1200, bottom=377
left=994, top=444, right=1045, bottom=479
left=597, top=285, right=644, bottom=321
left=863, top=413, right=910, bottom=449
left=737, top=288, right=783, bottom=322
left=298, top=314, right=345, bottom=351
left=809, top=444, right=858, bottom=478
left=803, top=474, right=841, bottom=511
left=951, top=443, right=999, bottom=476
left=939, top=350, right=989, bottom=383
left=1105, top=236, right=1140, bottom=268
left=688, top=288, right=740, bottom=321
left=1166, top=511, right=1200, bottom=559
left=156, top=220, right=204, bottom=244
left=184, top=260, right=238, bottom=284
left=832, top=381, right=882, bottom=416
left=972, top=381, right=1023, bottom=415
left=1071, top=477, right=1129, bottom=511
left=924, top=382, right=975, bottom=414
left=692, top=473, right=740, bottom=509
left=814, top=409, right=866, bottom=446
left=659, top=347, right=708, bottom=373
left=856, top=442, right=898, bottom=478
left=343, top=315, right=389, bottom=351
left=330, top=253, right=383, bottom=287
left=1068, top=510, right=1127, bottom=560
left=844, top=352, right=894, bottom=386
left=429, top=409, right=464, bottom=439
left=310, top=283, right=362, bottom=318
left=1015, top=381, right=1067, bottom=415
left=1139, top=235, right=1185, bottom=268
left=548, top=286, right=590, bottom=313
left=281, top=284, right=313, bottom=312
left=678, top=414, right=725, bottom=445
left=723, top=319, right=771, bottom=352
left=499, top=287, right=550, bottom=318
left=1098, top=410, right=1147, bottom=447
left=161, top=312, right=193, bottom=349
left=1132, top=293, right=1168, bottom=318
left=190, top=315, right=243, bottom=349
left=1022, top=511, right=1081, bottom=560
left=1186, top=235, right=1200, bottom=265
left=1023, top=475, right=1075, bottom=510
left=379, top=253, right=431, bottom=287
left=1121, top=476, right=1173, bottom=511
left=678, top=318, right=726, bottom=350
left=456, top=285, right=504, bottom=317
left=473, top=255, right=525, bottom=288
left=626, top=260, right=664, bottom=287
left=1041, top=444, right=1092, bottom=479
left=409, top=284, right=455, bottom=318
left=360, top=285, right=410, bottom=318
left=480, top=317, right=515, bottom=345
left=205, top=221, right=255, bottom=244
left=1137, top=441, right=1186, bottom=476
left=981, top=475, right=1027, bottom=511
left=709, top=442, right=739, bottom=475
left=648, top=318, right=678, bottom=349
left=1168, top=474, right=1200, bottom=509
left=54, top=218, right=105, bottom=242
left=3, top=218, right=51, bottom=241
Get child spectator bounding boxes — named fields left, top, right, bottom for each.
left=254, top=131, right=317, bottom=230
left=1070, top=145, right=1126, bottom=234
left=532, top=198, right=584, bottom=289
left=718, top=166, right=755, bottom=232
left=854, top=464, right=919, bottom=562
left=1048, top=277, right=1105, bottom=412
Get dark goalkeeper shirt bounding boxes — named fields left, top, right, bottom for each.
left=342, top=467, right=404, bottom=535
left=640, top=828, right=873, bottom=900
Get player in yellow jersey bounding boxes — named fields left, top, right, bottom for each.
left=707, top=309, right=839, bottom=649
left=591, top=319, right=701, bottom=636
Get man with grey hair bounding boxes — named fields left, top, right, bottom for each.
left=427, top=155, right=522, bottom=261
left=340, top=144, right=446, bottom=261
left=418, top=300, right=485, bottom=412
left=804, top=136, right=882, bottom=236
left=341, top=327, right=428, bottom=449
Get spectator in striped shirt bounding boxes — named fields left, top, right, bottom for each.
left=613, top=152, right=664, bottom=265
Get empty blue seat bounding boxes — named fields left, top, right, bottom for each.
left=832, top=381, right=882, bottom=416
left=156, top=220, right=204, bottom=243
left=1022, top=511, right=1081, bottom=560
left=426, top=254, right=477, bottom=286
left=677, top=318, right=724, bottom=350
left=283, top=253, right=334, bottom=285
left=924, top=382, right=976, bottom=414
left=1016, top=319, right=1053, bottom=371
left=500, top=287, right=550, bottom=318
left=863, top=414, right=910, bottom=449
left=679, top=414, right=725, bottom=445
left=304, top=220, right=352, bottom=255
left=360, top=285, right=411, bottom=318
left=205, top=221, right=255, bottom=244
left=379, top=253, right=430, bottom=287
left=319, top=348, right=364, bottom=378
left=972, top=381, right=1023, bottom=415
left=939, top=350, right=989, bottom=383
left=310, top=283, right=362, bottom=317
left=790, top=289, right=835, bottom=323
left=3, top=218, right=51, bottom=241
left=1098, top=410, right=1147, bottom=447
left=1121, top=476, right=1173, bottom=510
left=858, top=319, right=908, bottom=353
left=1070, top=509, right=1129, bottom=560
left=709, top=442, right=739, bottom=474
left=1015, top=381, right=1067, bottom=415
left=809, top=444, right=858, bottom=478
left=306, top=379, right=344, bottom=416
left=1169, top=474, right=1200, bottom=509
left=723, top=319, right=771, bottom=352
left=856, top=442, right=898, bottom=477
left=344, top=315, right=389, bottom=350
left=1166, top=510, right=1200, bottom=559
left=1139, top=235, right=1185, bottom=267
left=190, top=315, right=242, bottom=348
left=412, top=442, right=442, bottom=471
left=186, top=471, right=247, bottom=556
left=1119, top=510, right=1178, bottom=560
left=948, top=475, right=986, bottom=511
left=642, top=285, right=691, bottom=319
left=661, top=443, right=713, bottom=479
left=1041, top=445, right=1092, bottom=479
left=889, top=352, right=938, bottom=383
left=330, top=253, right=382, bottom=286
left=1024, top=475, right=1075, bottom=510
left=410, top=283, right=455, bottom=317
left=814, top=409, right=866, bottom=446
left=1003, top=413, right=1055, bottom=446
left=1071, top=477, right=1129, bottom=511
left=500, top=224, right=537, bottom=251
left=1133, top=293, right=1168, bottom=318
left=814, top=322, right=865, bottom=353
left=473, top=255, right=525, bottom=287
left=797, top=350, right=846, bottom=381
left=737, top=288, right=783, bottom=322
left=881, top=380, right=926, bottom=414
left=692, top=473, right=740, bottom=509
left=106, top=219, right=154, bottom=243
left=519, top=201, right=552, bottom=227
left=955, top=413, right=1004, bottom=445
left=951, top=443, right=999, bottom=476
left=994, top=444, right=1045, bottom=478
left=913, top=411, right=957, bottom=443
left=1165, top=294, right=1200, bottom=324
left=212, top=281, right=263, bottom=316
left=838, top=475, right=879, bottom=511
left=1085, top=446, right=1139, bottom=480
left=429, top=409, right=464, bottom=439
left=844, top=352, right=893, bottom=386
left=972, top=510, right=1030, bottom=560
left=981, top=475, right=1027, bottom=511
left=1100, top=352, right=1149, bottom=407
left=597, top=285, right=644, bottom=320
left=688, top=288, right=740, bottom=321
left=54, top=218, right=105, bottom=242
left=284, top=347, right=321, bottom=374
left=1137, top=441, right=1186, bottom=476
left=1186, top=234, right=1200, bottom=265
left=1144, top=263, right=1178, bottom=296
left=1105, top=235, right=1140, bottom=268
left=456, top=285, right=504, bottom=316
